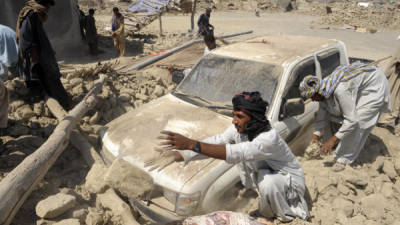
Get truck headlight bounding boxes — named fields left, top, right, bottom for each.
left=163, top=189, right=201, bottom=216
left=175, top=191, right=201, bottom=216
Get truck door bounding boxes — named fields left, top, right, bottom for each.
left=276, top=57, right=319, bottom=155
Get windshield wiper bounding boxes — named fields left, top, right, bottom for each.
left=204, top=105, right=233, bottom=110
left=172, top=91, right=212, bottom=105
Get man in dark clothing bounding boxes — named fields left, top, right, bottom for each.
left=78, top=5, right=86, bottom=41
left=16, top=0, right=70, bottom=109
left=197, top=8, right=214, bottom=36
left=85, top=9, right=98, bottom=55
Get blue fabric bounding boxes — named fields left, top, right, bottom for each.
left=128, top=0, right=170, bottom=15
left=0, top=25, right=18, bottom=75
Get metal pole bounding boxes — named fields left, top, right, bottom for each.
left=129, top=30, right=253, bottom=71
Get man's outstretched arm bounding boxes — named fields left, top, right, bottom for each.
left=159, top=130, right=227, bottom=160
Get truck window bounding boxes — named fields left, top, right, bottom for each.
left=317, top=50, right=341, bottom=79
left=284, top=57, right=316, bottom=100
left=279, top=57, right=316, bottom=120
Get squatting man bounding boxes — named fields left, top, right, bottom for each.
left=146, top=92, right=309, bottom=222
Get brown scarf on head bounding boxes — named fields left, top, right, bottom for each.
left=16, top=0, right=48, bottom=42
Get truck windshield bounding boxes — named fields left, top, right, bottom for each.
left=176, top=54, right=281, bottom=105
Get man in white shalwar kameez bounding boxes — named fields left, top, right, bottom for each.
left=146, top=92, right=309, bottom=222
left=299, top=62, right=391, bottom=167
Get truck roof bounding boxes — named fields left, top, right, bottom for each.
left=211, top=35, right=339, bottom=65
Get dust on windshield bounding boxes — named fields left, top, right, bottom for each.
left=176, top=54, right=282, bottom=105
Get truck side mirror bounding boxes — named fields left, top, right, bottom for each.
left=283, top=98, right=305, bottom=117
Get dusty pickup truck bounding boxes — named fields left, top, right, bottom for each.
left=99, top=35, right=349, bottom=222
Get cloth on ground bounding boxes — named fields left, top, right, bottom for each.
left=181, top=125, right=309, bottom=221
left=183, top=211, right=263, bottom=225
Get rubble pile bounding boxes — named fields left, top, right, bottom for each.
left=0, top=62, right=174, bottom=224
left=309, top=2, right=400, bottom=30
left=301, top=155, right=400, bottom=225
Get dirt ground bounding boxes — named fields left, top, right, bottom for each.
left=1, top=1, right=400, bottom=224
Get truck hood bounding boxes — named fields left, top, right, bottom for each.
left=101, top=94, right=232, bottom=192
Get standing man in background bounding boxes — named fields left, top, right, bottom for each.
left=197, top=8, right=214, bottom=36
left=112, top=7, right=125, bottom=57
left=86, top=8, right=98, bottom=55
left=16, top=0, right=70, bottom=109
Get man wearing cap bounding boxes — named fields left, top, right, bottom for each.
left=16, top=0, right=70, bottom=109
left=147, top=92, right=309, bottom=222
left=197, top=8, right=214, bottom=36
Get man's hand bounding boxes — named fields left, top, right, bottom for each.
left=311, top=134, right=320, bottom=143
left=321, top=136, right=339, bottom=154
left=158, top=130, right=196, bottom=151
left=144, top=149, right=182, bottom=171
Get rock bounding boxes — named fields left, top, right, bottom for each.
left=315, top=176, right=337, bottom=194
left=381, top=182, right=394, bottom=198
left=89, top=112, right=100, bottom=125
left=104, top=158, right=153, bottom=199
left=72, top=84, right=84, bottom=95
left=35, top=193, right=76, bottom=219
left=333, top=197, right=354, bottom=217
left=337, top=183, right=351, bottom=195
left=135, top=93, right=149, bottom=101
left=344, top=169, right=369, bottom=188
left=8, top=124, right=30, bottom=136
left=85, top=210, right=104, bottom=225
left=152, top=85, right=164, bottom=97
left=360, top=193, right=386, bottom=220
left=53, top=219, right=80, bottom=225
left=372, top=156, right=385, bottom=172
left=69, top=78, right=83, bottom=87
left=348, top=214, right=367, bottom=225
left=14, top=82, right=29, bottom=96
left=394, top=158, right=400, bottom=176
left=119, top=93, right=131, bottom=102
left=84, top=163, right=108, bottom=194
left=383, top=160, right=398, bottom=180
left=36, top=219, right=52, bottom=225
left=9, top=100, right=25, bottom=112
left=34, top=102, right=45, bottom=116
left=134, top=100, right=143, bottom=108
left=16, top=104, right=36, bottom=121
left=71, top=208, right=88, bottom=222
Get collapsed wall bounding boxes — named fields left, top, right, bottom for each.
left=0, top=0, right=83, bottom=53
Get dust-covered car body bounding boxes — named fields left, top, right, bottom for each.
left=100, top=35, right=349, bottom=222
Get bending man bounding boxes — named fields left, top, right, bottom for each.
left=16, top=0, right=70, bottom=109
left=299, top=62, right=391, bottom=168
left=149, top=92, right=309, bottom=222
